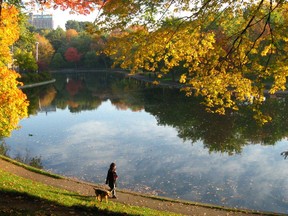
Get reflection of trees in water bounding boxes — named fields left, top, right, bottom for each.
left=0, top=141, right=9, bottom=156
left=23, top=85, right=57, bottom=115
left=24, top=72, right=288, bottom=155
left=14, top=153, right=43, bottom=169
left=53, top=73, right=104, bottom=112
left=144, top=89, right=288, bottom=154
left=54, top=72, right=145, bottom=113
left=110, top=79, right=145, bottom=111
left=0, top=141, right=43, bottom=169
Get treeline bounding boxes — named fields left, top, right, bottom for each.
left=14, top=19, right=112, bottom=73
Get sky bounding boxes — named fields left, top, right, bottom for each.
left=49, top=9, right=98, bottom=29
left=28, top=5, right=99, bottom=30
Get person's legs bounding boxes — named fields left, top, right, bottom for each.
left=112, top=187, right=116, bottom=198
left=109, top=184, right=117, bottom=198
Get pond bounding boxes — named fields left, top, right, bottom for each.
left=4, top=71, right=288, bottom=214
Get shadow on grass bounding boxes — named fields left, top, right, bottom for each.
left=0, top=190, right=134, bottom=216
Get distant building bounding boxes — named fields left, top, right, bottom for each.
left=29, top=13, right=53, bottom=29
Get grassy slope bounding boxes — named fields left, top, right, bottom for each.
left=0, top=169, right=180, bottom=216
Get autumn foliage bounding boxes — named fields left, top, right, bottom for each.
left=0, top=68, right=28, bottom=137
left=66, top=29, right=78, bottom=42
left=35, top=33, right=55, bottom=70
left=25, top=0, right=109, bottom=15
left=0, top=3, right=20, bottom=65
left=0, top=3, right=29, bottom=137
left=64, top=47, right=81, bottom=63
left=16, top=0, right=288, bottom=123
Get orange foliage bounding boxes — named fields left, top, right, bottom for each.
left=0, top=3, right=20, bottom=65
left=39, top=86, right=57, bottom=107
left=0, top=68, right=29, bottom=137
left=66, top=29, right=78, bottom=42
left=25, top=0, right=110, bottom=15
left=35, top=33, right=55, bottom=69
left=0, top=3, right=29, bottom=137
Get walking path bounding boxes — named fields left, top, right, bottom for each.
left=0, top=158, right=280, bottom=216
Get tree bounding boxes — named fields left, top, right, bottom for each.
left=66, top=28, right=78, bottom=42
left=93, top=0, right=288, bottom=122
left=46, top=27, right=66, bottom=52
left=18, top=1, right=288, bottom=122
left=14, top=12, right=37, bottom=54
left=0, top=67, right=29, bottom=137
left=84, top=51, right=100, bottom=68
left=50, top=52, right=66, bottom=69
left=64, top=47, right=81, bottom=68
left=35, top=33, right=55, bottom=71
left=0, top=2, right=29, bottom=137
left=65, top=20, right=91, bottom=32
left=14, top=49, right=38, bottom=72
left=69, top=32, right=92, bottom=53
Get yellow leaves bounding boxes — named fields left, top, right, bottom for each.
left=152, top=80, right=159, bottom=85
left=157, top=74, right=162, bottom=79
left=0, top=68, right=29, bottom=137
left=261, top=44, right=273, bottom=56
left=0, top=3, right=29, bottom=137
left=282, top=37, right=288, bottom=42
left=253, top=110, right=272, bottom=125
left=99, top=2, right=288, bottom=122
left=0, top=3, right=20, bottom=65
left=179, top=74, right=186, bottom=83
left=181, top=68, right=265, bottom=115
left=104, top=23, right=218, bottom=76
left=269, top=66, right=288, bottom=94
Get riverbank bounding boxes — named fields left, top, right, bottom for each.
left=19, top=79, right=56, bottom=89
left=0, top=156, right=281, bottom=216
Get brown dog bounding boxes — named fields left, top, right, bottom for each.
left=93, top=188, right=112, bottom=202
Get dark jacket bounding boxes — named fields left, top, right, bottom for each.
left=106, top=169, right=118, bottom=188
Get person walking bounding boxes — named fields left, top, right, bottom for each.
left=106, top=162, right=118, bottom=198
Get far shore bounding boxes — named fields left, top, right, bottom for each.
left=19, top=79, right=56, bottom=89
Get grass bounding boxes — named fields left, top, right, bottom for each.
left=0, top=168, right=181, bottom=216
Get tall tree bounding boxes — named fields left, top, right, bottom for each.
left=66, top=28, right=78, bottom=42
left=0, top=2, right=28, bottom=137
left=50, top=52, right=66, bottom=69
left=65, top=20, right=92, bottom=32
left=46, top=27, right=66, bottom=52
left=35, top=33, right=55, bottom=71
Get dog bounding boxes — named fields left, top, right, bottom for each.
left=93, top=187, right=112, bottom=203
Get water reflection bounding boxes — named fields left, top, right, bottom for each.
left=23, top=72, right=288, bottom=155
left=6, top=71, right=288, bottom=214
left=281, top=150, right=288, bottom=159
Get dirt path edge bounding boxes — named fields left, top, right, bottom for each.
left=0, top=156, right=282, bottom=216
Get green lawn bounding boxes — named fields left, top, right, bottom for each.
left=0, top=169, right=180, bottom=216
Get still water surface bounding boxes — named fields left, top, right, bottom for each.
left=4, top=72, right=288, bottom=214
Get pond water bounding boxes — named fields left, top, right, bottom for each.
left=4, top=71, right=288, bottom=214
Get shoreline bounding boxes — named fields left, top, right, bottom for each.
left=0, top=155, right=282, bottom=216
left=19, top=79, right=56, bottom=89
